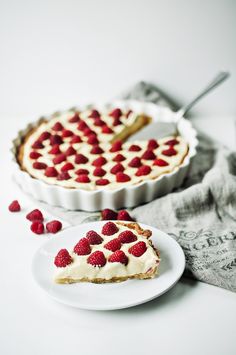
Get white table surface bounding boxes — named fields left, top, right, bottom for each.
left=1, top=114, right=236, bottom=355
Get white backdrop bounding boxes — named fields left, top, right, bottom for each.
left=0, top=0, right=235, bottom=117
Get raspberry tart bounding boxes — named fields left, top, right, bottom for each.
left=53, top=221, right=160, bottom=284
left=17, top=106, right=189, bottom=191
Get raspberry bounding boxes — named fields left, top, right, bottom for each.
left=8, top=200, right=21, bottom=212
left=26, top=209, right=44, bottom=222
left=147, top=139, right=159, bottom=150
left=45, top=166, right=58, bottom=177
left=128, top=157, right=142, bottom=168
left=87, top=251, right=106, bottom=267
left=53, top=153, right=66, bottom=165
left=110, top=163, right=125, bottom=175
left=93, top=167, right=106, bottom=177
left=104, top=238, right=121, bottom=252
left=75, top=174, right=90, bottom=183
left=48, top=144, right=61, bottom=155
left=90, top=145, right=104, bottom=154
left=29, top=151, right=42, bottom=159
left=52, top=122, right=63, bottom=131
left=162, top=147, right=177, bottom=156
left=116, top=172, right=131, bottom=182
left=96, top=179, right=110, bottom=186
left=54, top=249, right=73, bottom=267
left=102, top=221, right=119, bottom=236
left=89, top=109, right=100, bottom=119
left=110, top=140, right=122, bottom=152
left=117, top=210, right=134, bottom=221
left=74, top=238, right=91, bottom=255
left=61, top=162, right=74, bottom=172
left=136, top=165, right=151, bottom=176
left=128, top=241, right=147, bottom=257
left=77, top=120, right=88, bottom=131
left=86, top=230, right=103, bottom=245
left=70, top=135, right=82, bottom=144
left=102, top=125, right=113, bottom=134
left=94, top=118, right=105, bottom=127
left=46, top=220, right=62, bottom=233
left=65, top=146, right=76, bottom=156
left=39, top=131, right=51, bottom=141
left=83, top=128, right=95, bottom=137
left=50, top=134, right=63, bottom=145
left=108, top=250, right=128, bottom=265
left=126, top=109, right=132, bottom=118
left=113, top=117, right=122, bottom=126
left=109, top=108, right=122, bottom=119
left=57, top=171, right=71, bottom=180
left=141, top=150, right=156, bottom=160
left=69, top=112, right=80, bottom=123
left=62, top=129, right=73, bottom=138
left=113, top=154, right=126, bottom=162
left=32, top=141, right=44, bottom=149
left=33, top=162, right=47, bottom=170
left=129, top=144, right=141, bottom=152
left=87, top=135, right=99, bottom=145
left=165, top=139, right=179, bottom=146
left=92, top=156, right=107, bottom=167
left=118, top=230, right=137, bottom=243
left=30, top=221, right=44, bottom=235
left=101, top=208, right=118, bottom=220
left=75, top=168, right=89, bottom=175
left=74, top=154, right=88, bottom=164
left=153, top=158, right=169, bottom=167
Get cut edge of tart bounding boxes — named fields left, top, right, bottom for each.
left=53, top=221, right=160, bottom=284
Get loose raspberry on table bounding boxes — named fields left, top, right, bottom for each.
left=101, top=208, right=118, bottom=220
left=89, top=109, right=100, bottom=119
left=92, top=156, right=107, bottom=167
left=87, top=135, right=99, bottom=145
left=147, top=139, right=159, bottom=150
left=65, top=146, right=76, bottom=156
left=61, top=162, right=74, bottom=172
left=50, top=134, right=63, bottom=145
left=162, top=147, right=177, bottom=156
left=53, top=153, right=66, bottom=165
left=8, top=200, right=21, bottom=212
left=74, top=153, right=88, bottom=164
left=86, top=230, right=103, bottom=245
left=70, top=135, right=82, bottom=144
left=108, top=250, right=128, bottom=265
left=128, top=157, right=142, bottom=168
left=26, top=209, right=44, bottom=221
left=48, top=144, right=61, bottom=155
left=54, top=249, right=73, bottom=267
left=69, top=112, right=80, bottom=123
left=117, top=210, right=134, bottom=221
left=93, top=167, right=106, bottom=177
left=110, top=163, right=125, bottom=175
left=153, top=158, right=169, bottom=167
left=74, top=238, right=91, bottom=255
left=116, top=172, right=131, bottom=182
left=39, top=131, right=51, bottom=142
left=52, top=122, right=63, bottom=131
left=75, top=168, right=89, bottom=175
left=110, top=140, right=122, bottom=152
left=45, top=166, right=58, bottom=177
left=109, top=108, right=122, bottom=119
left=102, top=221, right=119, bottom=236
left=29, top=151, right=42, bottom=159
left=141, top=150, right=156, bottom=160
left=30, top=221, right=44, bottom=235
left=113, top=154, right=126, bottom=162
left=128, top=241, right=147, bottom=257
left=87, top=251, right=106, bottom=267
left=96, top=179, right=110, bottom=186
left=62, top=129, right=73, bottom=138
left=128, top=144, right=141, bottom=152
left=165, top=139, right=179, bottom=146
left=118, top=230, right=137, bottom=243
left=46, top=220, right=62, bottom=234
left=102, top=125, right=113, bottom=134
left=75, top=174, right=90, bottom=183
left=33, top=162, right=47, bottom=170
left=135, top=165, right=151, bottom=176
left=90, top=145, right=104, bottom=154
left=104, top=238, right=121, bottom=252
left=57, top=171, right=71, bottom=180
left=32, top=140, right=44, bottom=149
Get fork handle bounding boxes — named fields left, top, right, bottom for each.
left=176, top=71, right=230, bottom=119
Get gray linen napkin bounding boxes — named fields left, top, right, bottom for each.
left=40, top=82, right=236, bottom=292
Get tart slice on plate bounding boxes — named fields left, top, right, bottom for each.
left=54, top=221, right=160, bottom=284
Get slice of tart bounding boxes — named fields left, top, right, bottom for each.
left=53, top=221, right=160, bottom=284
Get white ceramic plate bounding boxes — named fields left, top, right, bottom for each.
left=32, top=221, right=185, bottom=310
